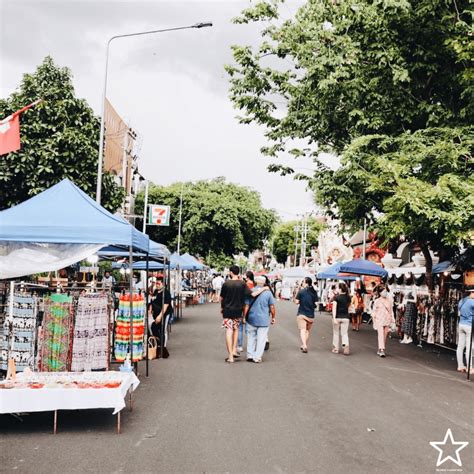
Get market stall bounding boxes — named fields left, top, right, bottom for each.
left=0, top=179, right=152, bottom=431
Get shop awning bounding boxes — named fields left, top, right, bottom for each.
left=433, top=261, right=455, bottom=274
left=387, top=264, right=426, bottom=276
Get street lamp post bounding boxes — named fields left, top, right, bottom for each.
left=176, top=183, right=184, bottom=255
left=95, top=22, right=213, bottom=204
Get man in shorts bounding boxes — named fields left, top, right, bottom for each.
left=220, top=265, right=251, bottom=363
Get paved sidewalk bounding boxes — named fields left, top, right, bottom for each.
left=1, top=301, right=473, bottom=473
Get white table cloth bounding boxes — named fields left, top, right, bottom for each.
left=0, top=371, right=139, bottom=415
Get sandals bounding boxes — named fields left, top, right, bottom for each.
left=300, top=347, right=308, bottom=353
left=225, top=358, right=234, bottom=363
left=457, top=368, right=466, bottom=373
left=331, top=348, right=339, bottom=354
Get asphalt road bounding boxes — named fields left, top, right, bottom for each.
left=1, top=300, right=473, bottom=473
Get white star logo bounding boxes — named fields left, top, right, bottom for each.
left=430, top=429, right=469, bottom=467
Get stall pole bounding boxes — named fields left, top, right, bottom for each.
left=117, top=411, right=121, bottom=434
left=53, top=410, right=58, bottom=435
left=145, top=252, right=150, bottom=377
left=142, top=181, right=149, bottom=233
left=159, top=259, right=167, bottom=359
left=177, top=265, right=182, bottom=321
left=362, top=218, right=367, bottom=259
left=168, top=259, right=172, bottom=333
left=129, top=245, right=134, bottom=370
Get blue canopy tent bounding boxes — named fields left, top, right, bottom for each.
left=98, top=240, right=170, bottom=260
left=0, top=178, right=153, bottom=372
left=0, top=179, right=148, bottom=249
left=317, top=262, right=357, bottom=281
left=180, top=253, right=205, bottom=270
left=113, top=252, right=193, bottom=271
left=339, top=259, right=388, bottom=278
left=0, top=179, right=149, bottom=279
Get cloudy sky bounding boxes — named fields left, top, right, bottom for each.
left=0, top=0, right=330, bottom=220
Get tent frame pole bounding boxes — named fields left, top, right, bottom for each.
left=160, top=259, right=166, bottom=359
left=129, top=245, right=134, bottom=371
left=145, top=252, right=150, bottom=377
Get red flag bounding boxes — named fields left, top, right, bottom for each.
left=0, top=114, right=21, bottom=155
left=0, top=100, right=42, bottom=156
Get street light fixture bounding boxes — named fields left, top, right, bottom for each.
left=96, top=21, right=213, bottom=204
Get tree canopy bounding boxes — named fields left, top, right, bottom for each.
left=135, top=178, right=277, bottom=269
left=226, top=0, right=474, bottom=270
left=272, top=218, right=325, bottom=264
left=0, top=56, right=124, bottom=211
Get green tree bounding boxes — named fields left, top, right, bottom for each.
left=227, top=1, right=472, bottom=158
left=226, top=1, right=474, bottom=285
left=272, top=218, right=325, bottom=264
left=135, top=178, right=277, bottom=267
left=314, top=127, right=474, bottom=286
left=0, top=56, right=124, bottom=211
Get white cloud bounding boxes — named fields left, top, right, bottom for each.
left=1, top=0, right=315, bottom=220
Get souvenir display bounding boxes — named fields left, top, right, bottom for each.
left=0, top=293, right=38, bottom=372
left=71, top=294, right=109, bottom=371
left=114, top=293, right=145, bottom=362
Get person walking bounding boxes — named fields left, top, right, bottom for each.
left=237, top=271, right=255, bottom=353
left=351, top=289, right=364, bottom=331
left=372, top=285, right=395, bottom=358
left=220, top=265, right=250, bottom=363
left=245, top=275, right=276, bottom=363
left=332, top=283, right=351, bottom=355
left=212, top=273, right=225, bottom=303
left=294, top=277, right=318, bottom=353
left=456, top=287, right=474, bottom=373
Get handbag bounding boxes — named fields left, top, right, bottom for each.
left=148, top=336, right=158, bottom=360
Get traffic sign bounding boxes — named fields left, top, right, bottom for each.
left=148, top=204, right=170, bottom=226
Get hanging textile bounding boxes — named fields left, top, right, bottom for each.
left=71, top=293, right=109, bottom=372
left=114, top=293, right=145, bottom=362
left=401, top=301, right=417, bottom=338
left=0, top=293, right=37, bottom=372
left=39, top=293, right=74, bottom=372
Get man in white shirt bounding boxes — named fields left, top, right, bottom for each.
left=212, top=274, right=225, bottom=302
left=101, top=271, right=116, bottom=289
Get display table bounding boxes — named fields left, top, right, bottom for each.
left=181, top=290, right=197, bottom=306
left=0, top=371, right=139, bottom=433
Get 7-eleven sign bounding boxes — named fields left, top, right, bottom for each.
left=148, top=205, right=170, bottom=226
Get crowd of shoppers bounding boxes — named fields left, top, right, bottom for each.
left=216, top=268, right=472, bottom=373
